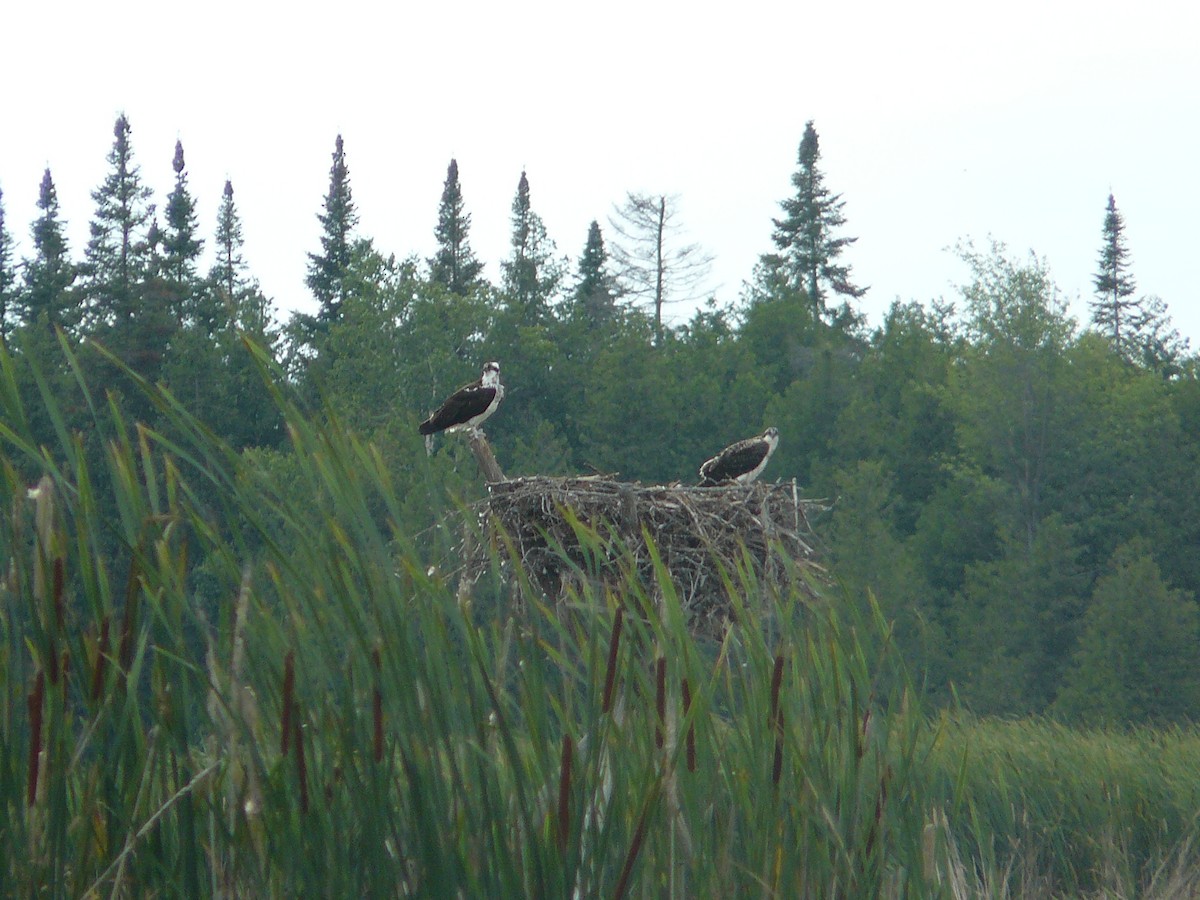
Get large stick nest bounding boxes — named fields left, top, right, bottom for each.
left=465, top=475, right=828, bottom=637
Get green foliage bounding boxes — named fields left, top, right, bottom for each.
left=0, top=345, right=937, bottom=896
left=500, top=170, right=561, bottom=326
left=3, top=335, right=1200, bottom=896
left=950, top=516, right=1088, bottom=716
left=7, top=113, right=1200, bottom=740
left=1089, top=193, right=1186, bottom=371
left=768, top=120, right=866, bottom=322
left=428, top=158, right=484, bottom=297
left=160, top=140, right=205, bottom=330
left=571, top=219, right=619, bottom=330
left=0, top=186, right=16, bottom=340
left=81, top=115, right=156, bottom=335
left=1056, top=544, right=1200, bottom=726
left=19, top=169, right=79, bottom=335
left=951, top=241, right=1077, bottom=545
left=305, top=134, right=358, bottom=330
left=927, top=714, right=1200, bottom=895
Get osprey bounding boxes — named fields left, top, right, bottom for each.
left=698, top=427, right=780, bottom=486
left=419, top=362, right=505, bottom=441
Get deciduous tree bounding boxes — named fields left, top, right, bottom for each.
left=1056, top=543, right=1200, bottom=725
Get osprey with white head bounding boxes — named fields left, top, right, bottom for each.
left=419, top=362, right=505, bottom=444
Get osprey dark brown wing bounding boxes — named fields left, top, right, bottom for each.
left=419, top=362, right=505, bottom=435
left=698, top=427, right=780, bottom=486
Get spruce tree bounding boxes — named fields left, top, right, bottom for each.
left=161, top=140, right=207, bottom=330
left=20, top=169, right=77, bottom=334
left=306, top=134, right=358, bottom=328
left=769, top=120, right=866, bottom=321
left=211, top=180, right=245, bottom=307
left=1089, top=193, right=1140, bottom=351
left=429, top=158, right=483, bottom=296
left=1089, top=193, right=1186, bottom=370
left=501, top=170, right=560, bottom=325
left=206, top=179, right=274, bottom=338
left=0, top=188, right=16, bottom=341
left=204, top=178, right=280, bottom=448
left=574, top=220, right=618, bottom=327
left=81, top=114, right=156, bottom=332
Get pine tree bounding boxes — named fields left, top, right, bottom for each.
left=161, top=140, right=207, bottom=330
left=501, top=170, right=560, bottom=325
left=306, top=134, right=358, bottom=328
left=20, top=169, right=77, bottom=334
left=429, top=158, right=484, bottom=296
left=573, top=220, right=618, bottom=327
left=81, top=114, right=156, bottom=332
left=769, top=120, right=866, bottom=321
left=0, top=187, right=16, bottom=341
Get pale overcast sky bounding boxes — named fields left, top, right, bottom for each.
left=2, top=1, right=1197, bottom=340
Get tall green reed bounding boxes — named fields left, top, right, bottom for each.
left=17, top=338, right=1181, bottom=896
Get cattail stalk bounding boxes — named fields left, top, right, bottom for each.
left=118, top=559, right=140, bottom=677
left=27, top=670, right=45, bottom=806
left=655, top=657, right=666, bottom=750
left=557, top=733, right=573, bottom=853
left=280, top=651, right=295, bottom=757
left=295, top=715, right=308, bottom=814
left=681, top=678, right=696, bottom=772
left=602, top=607, right=623, bottom=714
left=613, top=801, right=650, bottom=900
left=770, top=654, right=785, bottom=786
left=52, top=557, right=65, bottom=628
left=372, top=647, right=384, bottom=763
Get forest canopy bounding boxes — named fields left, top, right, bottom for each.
left=1, top=115, right=1197, bottom=727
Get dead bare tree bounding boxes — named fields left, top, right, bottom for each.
left=608, top=192, right=712, bottom=345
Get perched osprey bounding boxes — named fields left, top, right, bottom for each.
left=698, top=427, right=780, bottom=486
left=419, top=362, right=505, bottom=444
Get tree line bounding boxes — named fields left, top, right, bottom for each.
left=1, top=114, right=1197, bottom=727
